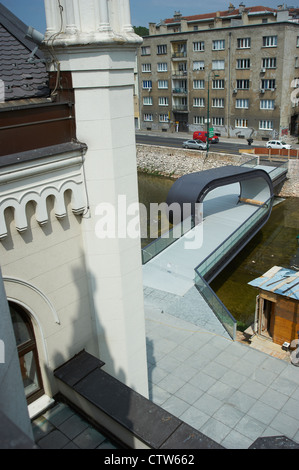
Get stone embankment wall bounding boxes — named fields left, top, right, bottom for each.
left=279, top=159, right=299, bottom=197
left=136, top=144, right=299, bottom=198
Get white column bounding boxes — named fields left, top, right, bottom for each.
left=0, top=269, right=34, bottom=440
left=44, top=0, right=60, bottom=35
left=98, top=0, right=112, bottom=32
left=64, top=0, right=78, bottom=34
left=122, top=0, right=134, bottom=33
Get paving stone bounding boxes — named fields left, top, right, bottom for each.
left=43, top=403, right=75, bottom=427
left=221, top=429, right=253, bottom=449
left=73, top=427, right=107, bottom=449
left=58, top=413, right=89, bottom=440
left=38, top=429, right=71, bottom=449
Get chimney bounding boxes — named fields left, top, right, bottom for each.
left=173, top=11, right=182, bottom=20
left=228, top=3, right=235, bottom=12
left=239, top=3, right=245, bottom=13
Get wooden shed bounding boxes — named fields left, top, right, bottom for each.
left=248, top=266, right=299, bottom=346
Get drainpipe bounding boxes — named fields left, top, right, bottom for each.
left=227, top=32, right=231, bottom=138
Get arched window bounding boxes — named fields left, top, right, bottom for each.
left=9, top=302, right=44, bottom=404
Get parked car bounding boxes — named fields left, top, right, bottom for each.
left=266, top=140, right=292, bottom=149
left=193, top=131, right=219, bottom=143
left=182, top=139, right=207, bottom=150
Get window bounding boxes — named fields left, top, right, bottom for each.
left=144, top=113, right=153, bottom=121
left=193, top=61, right=205, bottom=71
left=157, top=62, right=168, bottom=72
left=194, top=116, right=204, bottom=125
left=236, top=59, right=250, bottom=69
left=261, top=79, right=276, bottom=90
left=237, top=37, right=251, bottom=49
left=141, top=46, right=150, bottom=55
left=212, top=117, right=224, bottom=126
left=260, top=100, right=275, bottom=110
left=142, top=63, right=151, bottom=73
left=237, top=79, right=250, bottom=89
left=262, top=58, right=276, bottom=69
left=159, top=114, right=169, bottom=122
left=157, top=44, right=167, bottom=55
left=235, top=118, right=248, bottom=128
left=193, top=80, right=205, bottom=89
left=143, top=96, right=153, bottom=105
left=212, top=60, right=225, bottom=70
left=159, top=96, right=169, bottom=106
left=193, top=41, right=205, bottom=52
left=212, top=79, right=225, bottom=89
left=158, top=80, right=168, bottom=89
left=193, top=97, right=205, bottom=107
left=212, top=39, right=225, bottom=50
left=142, top=80, right=152, bottom=89
left=10, top=302, right=44, bottom=404
left=212, top=98, right=224, bottom=108
left=236, top=99, right=249, bottom=108
left=263, top=36, right=277, bottom=47
left=259, top=120, right=273, bottom=130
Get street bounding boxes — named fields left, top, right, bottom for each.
left=135, top=132, right=255, bottom=155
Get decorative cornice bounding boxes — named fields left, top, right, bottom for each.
left=0, top=146, right=87, bottom=239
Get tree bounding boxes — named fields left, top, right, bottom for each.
left=133, top=26, right=149, bottom=37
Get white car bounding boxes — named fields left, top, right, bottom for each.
left=266, top=140, right=291, bottom=149
left=182, top=139, right=207, bottom=150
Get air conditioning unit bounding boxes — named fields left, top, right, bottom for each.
left=260, top=88, right=265, bottom=93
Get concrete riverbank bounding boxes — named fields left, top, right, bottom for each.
left=136, top=144, right=299, bottom=198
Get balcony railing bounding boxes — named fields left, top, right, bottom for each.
left=172, top=88, right=187, bottom=94
left=172, top=105, right=188, bottom=112
left=172, top=52, right=187, bottom=59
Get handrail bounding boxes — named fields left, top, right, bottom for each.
left=193, top=195, right=273, bottom=340
left=194, top=270, right=237, bottom=340
left=142, top=216, right=195, bottom=265
left=195, top=196, right=273, bottom=279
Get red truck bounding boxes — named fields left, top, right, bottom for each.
left=193, top=131, right=219, bottom=143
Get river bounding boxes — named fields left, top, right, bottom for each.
left=138, top=172, right=299, bottom=329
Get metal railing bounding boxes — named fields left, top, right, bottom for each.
left=194, top=271, right=237, bottom=340
left=193, top=195, right=273, bottom=340
left=142, top=216, right=194, bottom=265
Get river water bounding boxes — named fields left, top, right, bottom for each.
left=138, top=172, right=299, bottom=329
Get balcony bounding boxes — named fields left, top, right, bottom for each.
left=172, top=88, right=187, bottom=95
left=172, top=70, right=188, bottom=78
left=172, top=104, right=188, bottom=112
left=172, top=52, right=187, bottom=59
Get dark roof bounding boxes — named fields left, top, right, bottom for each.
left=0, top=3, right=49, bottom=101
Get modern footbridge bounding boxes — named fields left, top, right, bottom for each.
left=142, top=159, right=288, bottom=340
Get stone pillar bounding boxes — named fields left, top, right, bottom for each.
left=0, top=268, right=34, bottom=441
left=97, top=0, right=111, bottom=32
left=43, top=1, right=148, bottom=397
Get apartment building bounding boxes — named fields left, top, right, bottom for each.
left=137, top=4, right=299, bottom=140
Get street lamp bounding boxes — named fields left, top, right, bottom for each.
left=206, top=71, right=219, bottom=158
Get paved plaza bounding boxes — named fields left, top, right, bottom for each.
left=144, top=288, right=299, bottom=449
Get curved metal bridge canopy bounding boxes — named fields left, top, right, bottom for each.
left=166, top=166, right=274, bottom=222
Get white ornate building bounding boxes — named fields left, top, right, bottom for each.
left=0, top=0, right=148, bottom=438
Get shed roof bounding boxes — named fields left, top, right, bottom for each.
left=248, top=266, right=299, bottom=301
left=0, top=3, right=49, bottom=101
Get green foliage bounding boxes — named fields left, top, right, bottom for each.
left=133, top=26, right=149, bottom=37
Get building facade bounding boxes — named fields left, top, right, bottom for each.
left=0, top=0, right=148, bottom=431
left=138, top=5, right=299, bottom=140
